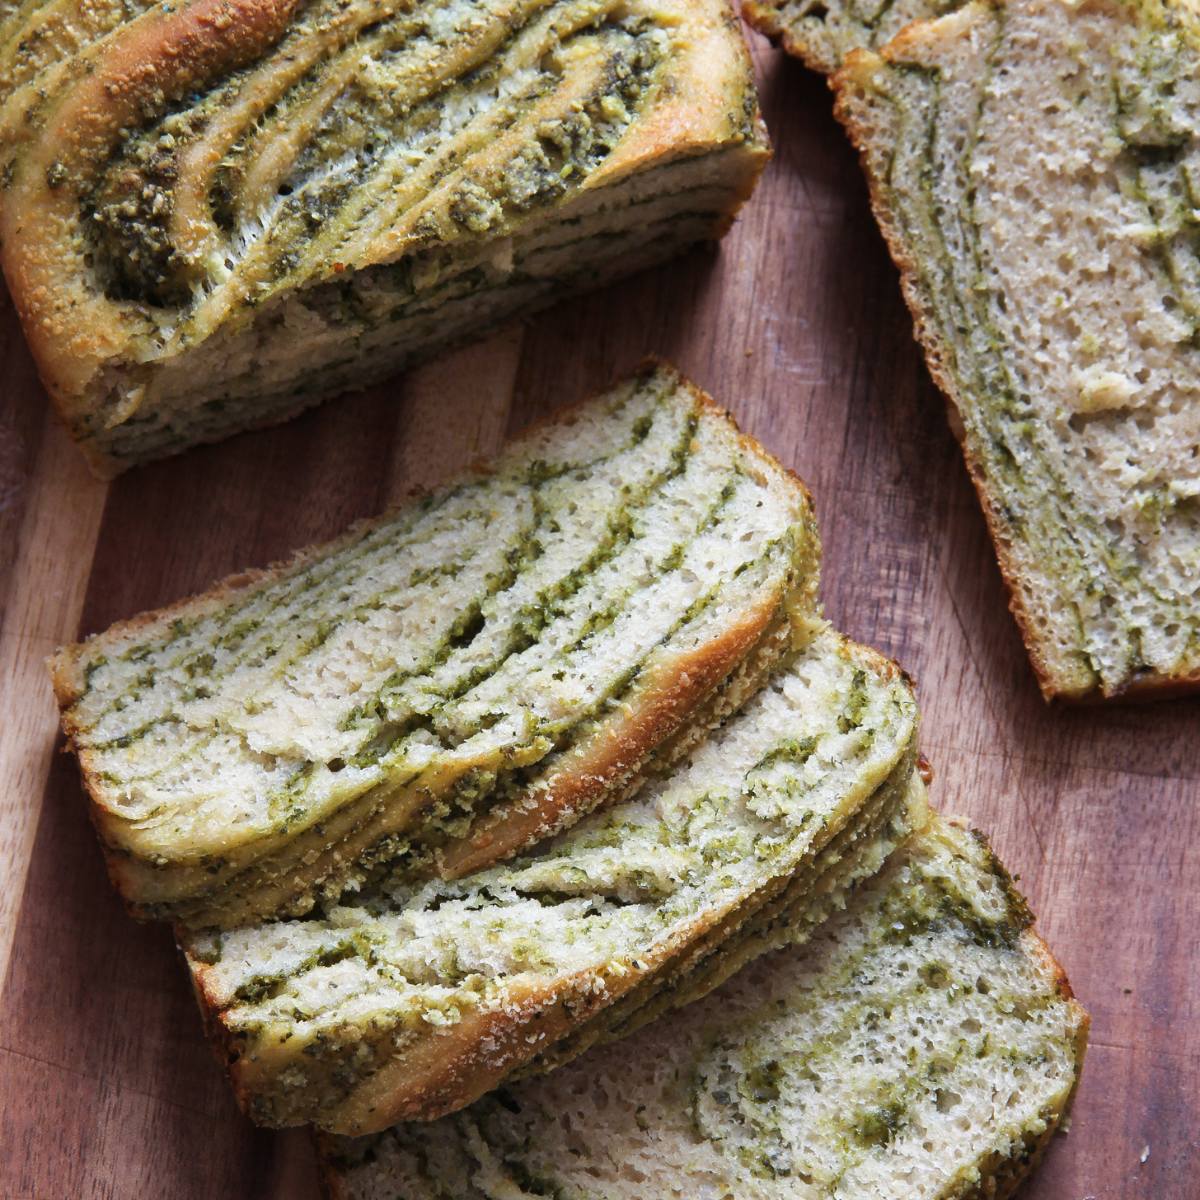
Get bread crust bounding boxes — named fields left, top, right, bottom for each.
left=941, top=816, right=1090, bottom=1200
left=0, top=0, right=302, bottom=407
left=829, top=17, right=1200, bottom=703
left=438, top=586, right=790, bottom=878
left=0, top=0, right=768, bottom=473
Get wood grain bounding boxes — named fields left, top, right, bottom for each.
left=1, top=26, right=1197, bottom=1199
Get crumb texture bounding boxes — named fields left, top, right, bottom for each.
left=323, top=816, right=1087, bottom=1200
left=0, top=0, right=767, bottom=469
left=53, top=365, right=820, bottom=926
left=181, top=629, right=918, bottom=1131
left=832, top=0, right=1200, bottom=697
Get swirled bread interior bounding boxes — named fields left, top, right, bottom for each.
left=181, top=629, right=920, bottom=1133
left=51, top=364, right=820, bottom=928
left=0, top=0, right=767, bottom=472
left=320, top=813, right=1088, bottom=1199
left=829, top=0, right=1200, bottom=698
left=744, top=0, right=953, bottom=74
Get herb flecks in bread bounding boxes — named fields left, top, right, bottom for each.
left=320, top=814, right=1088, bottom=1199
left=50, top=364, right=821, bottom=928
left=181, top=629, right=920, bottom=1132
left=830, top=0, right=1200, bottom=698
left=0, top=0, right=768, bottom=473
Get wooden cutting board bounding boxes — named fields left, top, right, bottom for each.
left=1, top=27, right=1196, bottom=1200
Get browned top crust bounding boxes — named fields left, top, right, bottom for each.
left=0, top=0, right=766, bottom=468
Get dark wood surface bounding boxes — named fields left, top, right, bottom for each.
left=1, top=25, right=1196, bottom=1199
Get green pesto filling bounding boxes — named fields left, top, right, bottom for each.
left=83, top=386, right=683, bottom=755
left=687, top=866, right=1040, bottom=1184
left=874, top=7, right=1200, bottom=687
left=86, top=204, right=730, bottom=463
left=194, top=647, right=914, bottom=1121
left=80, top=2, right=671, bottom=308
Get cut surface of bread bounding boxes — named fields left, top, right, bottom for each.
left=180, top=628, right=920, bottom=1132
left=49, top=363, right=821, bottom=928
left=831, top=0, right=1200, bottom=699
left=743, top=0, right=951, bottom=74
left=320, top=813, right=1088, bottom=1200
left=0, top=0, right=768, bottom=474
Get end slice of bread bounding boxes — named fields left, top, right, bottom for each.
left=319, top=810, right=1088, bottom=1200
left=179, top=628, right=920, bottom=1132
left=0, top=0, right=768, bottom=473
left=50, top=362, right=822, bottom=928
left=831, top=0, right=1200, bottom=699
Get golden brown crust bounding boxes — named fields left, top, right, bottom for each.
left=578, top=1, right=771, bottom=193
left=0, top=0, right=301, bottom=405
left=942, top=815, right=1090, bottom=1197
left=830, top=35, right=1200, bottom=704
left=829, top=38, right=1076, bottom=703
left=949, top=944, right=1088, bottom=1200
left=2, top=0, right=767, bottom=472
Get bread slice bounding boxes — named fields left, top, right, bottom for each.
left=743, top=0, right=948, bottom=75
left=0, top=0, right=768, bottom=475
left=179, top=628, right=921, bottom=1133
left=830, top=0, right=1200, bottom=700
left=319, top=811, right=1088, bottom=1200
left=49, top=362, right=821, bottom=928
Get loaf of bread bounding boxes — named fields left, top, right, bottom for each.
left=743, top=0, right=946, bottom=74
left=0, top=0, right=768, bottom=474
left=180, top=628, right=921, bottom=1133
left=829, top=0, right=1200, bottom=699
left=49, top=364, right=820, bottom=928
left=319, top=812, right=1088, bottom=1199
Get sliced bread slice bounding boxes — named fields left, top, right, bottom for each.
left=320, top=812, right=1088, bottom=1200
left=180, top=627, right=920, bottom=1132
left=831, top=0, right=1200, bottom=699
left=0, top=0, right=768, bottom=474
left=49, top=363, right=821, bottom=928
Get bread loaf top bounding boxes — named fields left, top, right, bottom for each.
left=0, top=0, right=764, bottom=444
